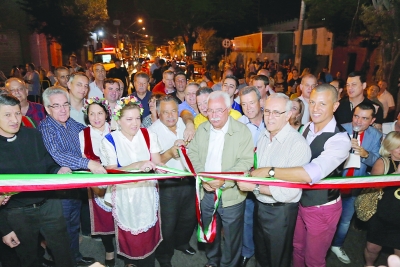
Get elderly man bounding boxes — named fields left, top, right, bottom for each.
left=68, top=72, right=89, bottom=125
left=150, top=95, right=197, bottom=267
left=88, top=63, right=106, bottom=98
left=131, top=72, right=152, bottom=118
left=5, top=78, right=45, bottom=126
left=194, top=87, right=242, bottom=129
left=178, top=82, right=200, bottom=117
left=152, top=70, right=176, bottom=95
left=39, top=87, right=106, bottom=266
left=238, top=93, right=311, bottom=267
left=0, top=94, right=74, bottom=267
left=237, top=86, right=266, bottom=267
left=331, top=102, right=382, bottom=264
left=54, top=66, right=70, bottom=88
left=251, top=84, right=351, bottom=267
left=188, top=91, right=254, bottom=267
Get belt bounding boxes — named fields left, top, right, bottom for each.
left=262, top=202, right=286, bottom=207
left=6, top=199, right=47, bottom=210
left=317, top=196, right=341, bottom=207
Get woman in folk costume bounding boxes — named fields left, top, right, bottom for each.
left=100, top=95, right=163, bottom=267
left=78, top=97, right=115, bottom=267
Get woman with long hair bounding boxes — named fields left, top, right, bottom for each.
left=289, top=98, right=305, bottom=131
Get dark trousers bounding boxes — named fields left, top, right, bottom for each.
left=155, top=180, right=196, bottom=265
left=3, top=199, right=74, bottom=267
left=201, top=192, right=245, bottom=267
left=124, top=252, right=155, bottom=267
left=254, top=201, right=298, bottom=267
left=79, top=188, right=91, bottom=236
left=61, top=198, right=82, bottom=262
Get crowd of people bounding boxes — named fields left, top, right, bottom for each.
left=0, top=54, right=400, bottom=267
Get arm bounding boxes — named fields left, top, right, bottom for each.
left=361, top=132, right=382, bottom=167
left=371, top=158, right=385, bottom=175
left=187, top=130, right=205, bottom=173
left=180, top=110, right=195, bottom=142
left=159, top=140, right=185, bottom=164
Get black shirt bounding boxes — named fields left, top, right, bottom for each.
left=107, top=67, right=129, bottom=89
left=334, top=97, right=384, bottom=124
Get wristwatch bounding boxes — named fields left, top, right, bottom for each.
left=253, top=184, right=260, bottom=196
left=268, top=167, right=275, bottom=178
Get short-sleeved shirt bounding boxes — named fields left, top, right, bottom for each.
left=178, top=101, right=197, bottom=117
left=26, top=101, right=46, bottom=127
left=88, top=82, right=104, bottom=98
left=132, top=91, right=152, bottom=118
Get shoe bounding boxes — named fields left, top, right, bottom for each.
left=331, top=246, right=351, bottom=264
left=238, top=256, right=251, bottom=267
left=124, top=264, right=137, bottom=267
left=105, top=258, right=115, bottom=267
left=76, top=257, right=96, bottom=266
left=182, top=246, right=196, bottom=255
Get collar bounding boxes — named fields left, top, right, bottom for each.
left=210, top=117, right=230, bottom=134
left=264, top=122, right=291, bottom=144
left=240, top=115, right=265, bottom=128
left=308, top=117, right=337, bottom=135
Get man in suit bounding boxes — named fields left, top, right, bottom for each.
left=188, top=91, right=254, bottom=267
left=330, top=102, right=382, bottom=264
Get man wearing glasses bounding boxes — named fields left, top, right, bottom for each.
left=188, top=91, right=254, bottom=267
left=237, top=93, right=311, bottom=267
left=39, top=87, right=106, bottom=266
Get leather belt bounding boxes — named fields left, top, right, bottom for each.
left=6, top=199, right=47, bottom=210
left=262, top=202, right=286, bottom=207
left=317, top=196, right=341, bottom=207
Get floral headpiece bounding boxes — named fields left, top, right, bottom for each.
left=113, top=95, right=143, bottom=120
left=82, top=97, right=112, bottom=116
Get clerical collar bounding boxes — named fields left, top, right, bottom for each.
left=7, top=135, right=17, bottom=142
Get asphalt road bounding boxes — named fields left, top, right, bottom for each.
left=80, top=222, right=392, bottom=267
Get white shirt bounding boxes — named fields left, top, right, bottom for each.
left=382, top=121, right=396, bottom=138
left=79, top=123, right=111, bottom=158
left=204, top=119, right=230, bottom=172
left=70, top=106, right=86, bottom=126
left=149, top=118, right=186, bottom=170
left=100, top=129, right=161, bottom=167
left=299, top=95, right=310, bottom=125
left=378, top=90, right=395, bottom=118
left=88, top=82, right=104, bottom=99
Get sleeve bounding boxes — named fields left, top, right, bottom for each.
left=148, top=130, right=162, bottom=154
left=188, top=129, right=205, bottom=173
left=269, top=137, right=312, bottom=202
left=362, top=130, right=382, bottom=167
left=99, top=137, right=118, bottom=167
left=0, top=208, right=13, bottom=237
left=388, top=94, right=395, bottom=107
left=79, top=130, right=85, bottom=156
left=39, top=124, right=90, bottom=170
left=303, top=132, right=351, bottom=184
left=375, top=106, right=384, bottom=124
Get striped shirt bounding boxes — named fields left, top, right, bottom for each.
left=256, top=123, right=311, bottom=203
left=39, top=116, right=89, bottom=170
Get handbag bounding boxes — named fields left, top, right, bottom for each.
left=354, top=157, right=389, bottom=222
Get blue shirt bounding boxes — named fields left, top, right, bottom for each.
left=132, top=91, right=152, bottom=118
left=39, top=116, right=89, bottom=170
left=232, top=101, right=243, bottom=114
left=238, top=115, right=265, bottom=147
left=178, top=101, right=197, bottom=117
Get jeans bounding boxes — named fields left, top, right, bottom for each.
left=242, top=197, right=255, bottom=258
left=61, top=198, right=82, bottom=262
left=332, top=196, right=356, bottom=247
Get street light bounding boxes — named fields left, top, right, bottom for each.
left=127, top=18, right=143, bottom=30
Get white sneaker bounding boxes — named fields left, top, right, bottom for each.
left=331, top=246, right=351, bottom=264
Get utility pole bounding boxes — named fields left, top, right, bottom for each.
left=295, top=0, right=306, bottom=71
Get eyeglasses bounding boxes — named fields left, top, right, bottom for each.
left=48, top=103, right=71, bottom=110
left=207, top=107, right=228, bottom=115
left=264, top=110, right=286, bottom=117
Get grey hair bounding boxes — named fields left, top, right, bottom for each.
left=268, top=93, right=292, bottom=112
left=156, top=94, right=179, bottom=114
left=207, top=91, right=231, bottom=110
left=42, top=87, right=70, bottom=107
left=239, top=86, right=261, bottom=100
left=313, top=83, right=338, bottom=102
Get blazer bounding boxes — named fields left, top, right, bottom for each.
left=341, top=123, right=382, bottom=177
left=188, top=116, right=254, bottom=208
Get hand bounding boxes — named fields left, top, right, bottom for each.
left=237, top=181, right=256, bottom=192
left=351, top=138, right=368, bottom=157
left=0, top=195, right=11, bottom=205
left=57, top=167, right=72, bottom=174
left=251, top=168, right=266, bottom=178
left=88, top=160, right=107, bottom=174
left=183, top=123, right=195, bottom=142
left=140, top=161, right=157, bottom=172
left=203, top=179, right=225, bottom=192
left=2, top=231, right=20, bottom=248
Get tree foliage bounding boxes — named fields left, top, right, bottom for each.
left=18, top=0, right=108, bottom=54
left=140, top=0, right=258, bottom=57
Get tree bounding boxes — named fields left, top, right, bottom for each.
left=18, top=0, right=108, bottom=54
left=359, top=0, right=400, bottom=93
left=140, top=0, right=258, bottom=58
